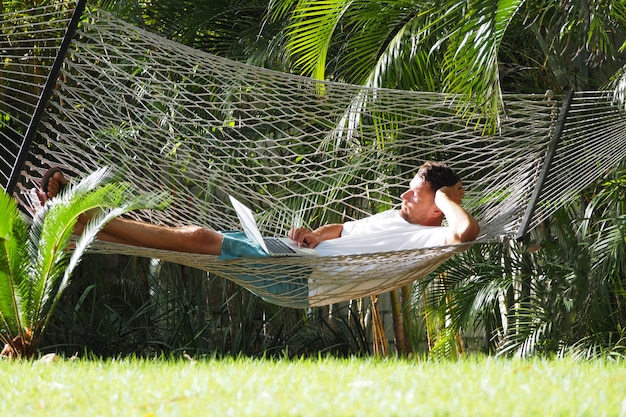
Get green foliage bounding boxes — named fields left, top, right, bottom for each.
left=41, top=254, right=377, bottom=358
left=98, top=0, right=288, bottom=68
left=267, top=0, right=626, bottom=131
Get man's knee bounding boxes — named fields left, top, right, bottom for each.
left=182, top=226, right=222, bottom=255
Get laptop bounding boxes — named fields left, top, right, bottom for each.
left=229, top=195, right=319, bottom=257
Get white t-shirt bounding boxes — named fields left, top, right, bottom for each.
left=314, top=209, right=448, bottom=256
left=308, top=210, right=453, bottom=305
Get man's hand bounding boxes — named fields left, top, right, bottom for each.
left=288, top=228, right=320, bottom=248
left=288, top=224, right=343, bottom=248
left=436, top=182, right=465, bottom=206
left=434, top=181, right=479, bottom=244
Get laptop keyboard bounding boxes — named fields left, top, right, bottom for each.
left=263, top=237, right=296, bottom=255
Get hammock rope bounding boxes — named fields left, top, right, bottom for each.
left=2, top=2, right=626, bottom=307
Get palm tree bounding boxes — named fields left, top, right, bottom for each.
left=0, top=168, right=167, bottom=358
left=266, top=0, right=626, bottom=124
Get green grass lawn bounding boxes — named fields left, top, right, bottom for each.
left=1, top=355, right=624, bottom=416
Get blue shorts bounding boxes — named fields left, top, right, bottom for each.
left=218, top=232, right=310, bottom=308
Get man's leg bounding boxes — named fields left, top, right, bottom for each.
left=74, top=216, right=224, bottom=255
left=43, top=170, right=223, bottom=255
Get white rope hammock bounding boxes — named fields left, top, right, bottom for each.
left=3, top=2, right=626, bottom=307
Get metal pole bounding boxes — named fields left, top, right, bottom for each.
left=6, top=0, right=88, bottom=194
left=515, top=89, right=574, bottom=241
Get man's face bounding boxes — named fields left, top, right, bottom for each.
left=399, top=176, right=440, bottom=225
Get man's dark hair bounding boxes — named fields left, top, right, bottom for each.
left=416, top=161, right=460, bottom=191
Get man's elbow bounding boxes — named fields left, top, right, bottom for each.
left=462, top=222, right=480, bottom=242
left=448, top=222, right=480, bottom=244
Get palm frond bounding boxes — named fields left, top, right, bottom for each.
left=266, top=0, right=299, bottom=22
left=441, top=0, right=523, bottom=131
left=285, top=0, right=352, bottom=79
left=38, top=189, right=168, bottom=334
left=0, top=192, right=30, bottom=340
left=26, top=168, right=117, bottom=323
left=348, top=4, right=445, bottom=89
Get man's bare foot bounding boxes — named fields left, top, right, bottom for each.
left=37, top=168, right=69, bottom=204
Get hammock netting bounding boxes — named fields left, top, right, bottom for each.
left=2, top=2, right=626, bottom=307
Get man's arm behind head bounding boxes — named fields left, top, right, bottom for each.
left=435, top=184, right=480, bottom=244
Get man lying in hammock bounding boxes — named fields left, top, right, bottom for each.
left=39, top=161, right=479, bottom=307
left=39, top=161, right=479, bottom=258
